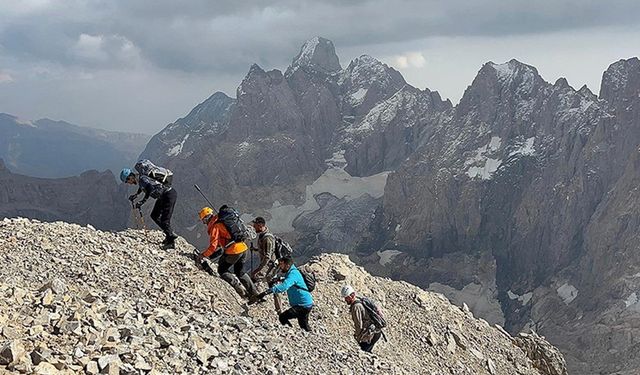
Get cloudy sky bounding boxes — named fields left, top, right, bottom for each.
left=0, top=0, right=638, bottom=134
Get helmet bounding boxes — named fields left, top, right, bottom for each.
left=199, top=207, right=214, bottom=221
left=120, top=168, right=133, bottom=182
left=341, top=285, right=355, bottom=298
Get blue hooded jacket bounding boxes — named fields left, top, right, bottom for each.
left=270, top=264, right=313, bottom=308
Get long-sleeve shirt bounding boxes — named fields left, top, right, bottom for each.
left=202, top=217, right=247, bottom=257
left=269, top=264, right=313, bottom=308
left=252, top=230, right=276, bottom=280
left=137, top=175, right=166, bottom=200
left=350, top=300, right=377, bottom=343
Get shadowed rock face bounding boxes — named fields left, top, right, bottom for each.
left=0, top=159, right=130, bottom=230
left=374, top=57, right=640, bottom=374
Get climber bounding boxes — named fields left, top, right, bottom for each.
left=250, top=217, right=283, bottom=313
left=341, top=285, right=385, bottom=353
left=120, top=163, right=177, bottom=250
left=255, top=257, right=313, bottom=331
left=197, top=206, right=261, bottom=303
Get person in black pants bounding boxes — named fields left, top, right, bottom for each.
left=121, top=168, right=178, bottom=249
left=255, top=257, right=314, bottom=332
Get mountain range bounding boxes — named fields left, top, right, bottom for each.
left=0, top=113, right=149, bottom=178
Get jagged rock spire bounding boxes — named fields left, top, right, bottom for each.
left=290, top=36, right=341, bottom=74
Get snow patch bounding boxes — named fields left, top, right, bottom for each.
left=377, top=250, right=402, bottom=266
left=296, top=37, right=321, bottom=65
left=491, top=62, right=516, bottom=80
left=625, top=292, right=639, bottom=309
left=467, top=158, right=502, bottom=180
left=325, top=150, right=347, bottom=169
left=556, top=283, right=578, bottom=305
left=509, top=137, right=536, bottom=157
left=244, top=166, right=390, bottom=234
left=488, top=136, right=502, bottom=151
left=351, top=88, right=367, bottom=103
left=166, top=134, right=189, bottom=157
left=507, top=290, right=533, bottom=306
left=429, top=282, right=505, bottom=326
left=465, top=136, right=503, bottom=180
left=237, top=141, right=252, bottom=156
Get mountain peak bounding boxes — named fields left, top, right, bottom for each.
left=599, top=57, right=640, bottom=102
left=486, top=59, right=540, bottom=83
left=290, top=36, right=341, bottom=74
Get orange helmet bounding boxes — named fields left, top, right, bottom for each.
left=199, top=207, right=214, bottom=221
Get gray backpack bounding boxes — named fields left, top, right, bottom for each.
left=135, top=159, right=173, bottom=185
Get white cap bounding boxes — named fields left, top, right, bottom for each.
left=341, top=285, right=355, bottom=298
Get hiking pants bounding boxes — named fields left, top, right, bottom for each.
left=218, top=252, right=258, bottom=298
left=150, top=188, right=177, bottom=240
left=279, top=305, right=312, bottom=332
left=359, top=332, right=382, bottom=353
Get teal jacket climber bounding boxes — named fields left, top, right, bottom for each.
left=269, top=264, right=313, bottom=308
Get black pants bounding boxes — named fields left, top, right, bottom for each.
left=359, top=332, right=382, bottom=353
left=279, top=305, right=312, bottom=332
left=218, top=252, right=258, bottom=298
left=150, top=188, right=177, bottom=240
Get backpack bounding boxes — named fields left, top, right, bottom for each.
left=294, top=268, right=316, bottom=293
left=216, top=205, right=255, bottom=243
left=358, top=297, right=387, bottom=329
left=135, top=159, right=173, bottom=185
left=274, top=236, right=294, bottom=259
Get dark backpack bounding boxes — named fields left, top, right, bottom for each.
left=274, top=236, right=294, bottom=259
left=358, top=297, right=387, bottom=329
left=294, top=268, right=316, bottom=293
left=135, top=159, right=173, bottom=186
left=216, top=205, right=254, bottom=243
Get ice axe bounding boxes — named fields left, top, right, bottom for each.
left=194, top=184, right=215, bottom=210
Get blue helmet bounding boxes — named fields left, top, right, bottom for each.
left=120, top=168, right=133, bottom=182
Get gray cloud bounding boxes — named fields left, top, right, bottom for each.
left=1, top=0, right=639, bottom=75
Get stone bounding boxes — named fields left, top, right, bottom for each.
left=0, top=340, right=25, bottom=365
left=41, top=289, right=55, bottom=306
left=31, top=347, right=53, bottom=365
left=33, top=362, right=60, bottom=375
left=85, top=361, right=99, bottom=375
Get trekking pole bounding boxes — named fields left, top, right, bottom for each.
left=194, top=184, right=215, bottom=209
left=131, top=201, right=149, bottom=241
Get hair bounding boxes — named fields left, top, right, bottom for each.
left=279, top=256, right=294, bottom=266
left=253, top=216, right=266, bottom=225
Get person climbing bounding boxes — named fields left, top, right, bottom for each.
left=250, top=217, right=282, bottom=313
left=341, top=285, right=385, bottom=353
left=120, top=160, right=177, bottom=249
left=256, top=257, right=313, bottom=331
left=197, top=206, right=260, bottom=303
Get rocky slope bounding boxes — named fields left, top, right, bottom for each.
left=0, top=114, right=149, bottom=178
left=0, top=160, right=129, bottom=231
left=0, top=218, right=566, bottom=374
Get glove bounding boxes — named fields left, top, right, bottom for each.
left=135, top=200, right=145, bottom=209
left=128, top=194, right=138, bottom=202
left=257, top=290, right=272, bottom=300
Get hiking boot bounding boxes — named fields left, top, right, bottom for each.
left=163, top=233, right=178, bottom=245
left=161, top=241, right=175, bottom=250
left=247, top=294, right=267, bottom=305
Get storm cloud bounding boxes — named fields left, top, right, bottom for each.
left=0, top=0, right=638, bottom=133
